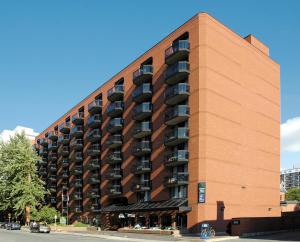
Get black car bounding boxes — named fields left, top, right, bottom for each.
left=6, top=222, right=21, bottom=230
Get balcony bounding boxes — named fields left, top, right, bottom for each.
left=87, top=159, right=100, bottom=170
left=48, top=153, right=58, bottom=161
left=38, top=168, right=47, bottom=176
left=71, top=166, right=83, bottom=175
left=107, top=118, right=123, bottom=133
left=59, top=122, right=71, bottom=134
left=50, top=197, right=57, bottom=204
left=58, top=134, right=70, bottom=145
left=165, top=83, right=190, bottom=105
left=132, top=102, right=152, bottom=121
left=71, top=152, right=83, bottom=162
left=38, top=159, right=47, bottom=166
left=107, top=101, right=124, bottom=118
left=39, top=148, right=48, bottom=157
left=164, top=172, right=189, bottom=187
left=72, top=112, right=84, bottom=125
left=133, top=121, right=151, bottom=139
left=87, top=129, right=101, bottom=142
left=62, top=208, right=68, bottom=214
left=49, top=164, right=56, bottom=173
left=48, top=185, right=56, bottom=193
left=132, top=83, right=152, bottom=103
left=106, top=134, right=122, bottom=149
left=90, top=204, right=101, bottom=213
left=133, top=65, right=153, bottom=85
left=72, top=179, right=83, bottom=188
left=89, top=189, right=100, bottom=199
left=74, top=206, right=82, bottom=213
left=165, top=39, right=190, bottom=65
left=48, top=131, right=58, bottom=141
left=61, top=172, right=69, bottom=179
left=62, top=195, right=68, bottom=202
left=133, top=181, right=151, bottom=192
left=61, top=159, right=69, bottom=167
left=70, top=139, right=84, bottom=151
left=165, top=105, right=190, bottom=126
left=58, top=146, right=69, bottom=157
left=133, top=160, right=151, bottom=174
left=87, top=144, right=101, bottom=156
left=89, top=176, right=100, bottom=184
left=164, top=127, right=189, bottom=147
left=107, top=85, right=124, bottom=102
left=164, top=61, right=190, bottom=85
left=73, top=192, right=83, bottom=200
left=107, top=168, right=122, bottom=180
left=48, top=175, right=57, bottom=182
left=87, top=114, right=102, bottom=128
left=40, top=138, right=48, bottom=147
left=132, top=141, right=151, bottom=156
left=71, top=126, right=84, bottom=138
left=48, top=142, right=58, bottom=151
left=165, top=150, right=189, bottom=167
left=107, top=185, right=122, bottom=197
left=106, top=151, right=122, bottom=165
left=88, top=99, right=102, bottom=114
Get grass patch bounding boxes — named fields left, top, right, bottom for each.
left=73, top=222, right=89, bottom=227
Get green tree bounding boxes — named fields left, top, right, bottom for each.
left=285, top=188, right=300, bottom=201
left=31, top=206, right=60, bottom=224
left=0, top=132, right=47, bottom=222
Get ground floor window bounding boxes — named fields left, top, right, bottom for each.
left=176, top=213, right=187, bottom=229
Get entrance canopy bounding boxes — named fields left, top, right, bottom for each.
left=100, top=198, right=191, bottom=213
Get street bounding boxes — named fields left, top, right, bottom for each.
left=0, top=230, right=300, bottom=242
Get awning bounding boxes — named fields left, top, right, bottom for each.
left=100, top=198, right=191, bottom=213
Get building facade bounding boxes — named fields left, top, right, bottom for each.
left=281, top=168, right=300, bottom=191
left=35, top=13, right=281, bottom=232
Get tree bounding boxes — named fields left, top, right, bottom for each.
left=0, top=132, right=47, bottom=223
left=285, top=188, right=300, bottom=201
left=31, top=206, right=60, bottom=224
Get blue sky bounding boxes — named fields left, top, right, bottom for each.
left=0, top=0, right=300, bottom=168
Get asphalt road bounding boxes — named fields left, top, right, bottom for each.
left=0, top=229, right=300, bottom=242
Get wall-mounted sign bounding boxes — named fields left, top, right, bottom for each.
left=232, top=220, right=240, bottom=225
left=198, top=182, right=206, bottom=203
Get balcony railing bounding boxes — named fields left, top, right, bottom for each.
left=164, top=61, right=190, bottom=85
left=71, top=126, right=84, bottom=138
left=87, top=114, right=102, bottom=128
left=58, top=146, right=69, bottom=157
left=165, top=150, right=189, bottom=167
left=164, top=172, right=189, bottom=187
left=48, top=153, right=57, bottom=161
left=48, top=131, right=58, bottom=141
left=61, top=159, right=69, bottom=167
left=107, top=118, right=123, bottom=133
left=61, top=172, right=69, bottom=179
left=48, top=175, right=57, bottom=182
left=133, top=65, right=153, bottom=85
left=107, top=85, right=124, bottom=102
left=106, top=134, right=122, bottom=149
left=71, top=166, right=83, bottom=175
left=132, top=141, right=151, bottom=156
left=58, top=134, right=70, bottom=145
left=74, top=206, right=82, bottom=213
left=132, top=102, right=152, bottom=121
left=39, top=138, right=48, bottom=147
left=133, top=181, right=151, bottom=192
left=164, top=127, right=189, bottom=146
left=90, top=204, right=101, bottom=213
left=89, top=189, right=100, bottom=198
left=87, top=144, right=101, bottom=156
left=38, top=159, right=47, bottom=166
left=71, top=152, right=83, bottom=162
left=72, top=112, right=84, bottom=124
left=165, top=39, right=190, bottom=65
left=133, top=160, right=151, bottom=174
left=70, top=139, right=84, bottom=150
left=59, top=122, right=71, bottom=134
left=89, top=176, right=100, bottom=184
left=73, top=192, right=83, bottom=200
left=107, top=101, right=124, bottom=118
left=88, top=99, right=102, bottom=114
left=132, top=83, right=152, bottom=103
left=106, top=151, right=122, bottom=164
left=72, top=179, right=83, bottom=188
left=39, top=148, right=48, bottom=157
left=87, top=129, right=101, bottom=142
left=107, top=168, right=122, bottom=180
left=49, top=164, right=57, bottom=173
left=87, top=159, right=100, bottom=170
left=133, top=121, right=151, bottom=139
left=165, top=105, right=190, bottom=126
left=165, top=83, right=190, bottom=105
left=107, top=185, right=122, bottom=196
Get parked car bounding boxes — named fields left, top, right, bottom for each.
left=6, top=222, right=21, bottom=230
left=0, top=222, right=7, bottom=229
left=30, top=222, right=50, bottom=233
